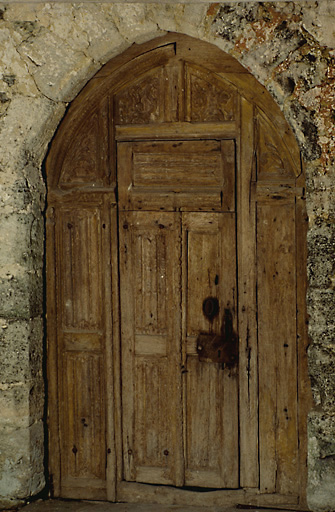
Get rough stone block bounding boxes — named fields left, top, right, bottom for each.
left=0, top=420, right=45, bottom=499
left=307, top=289, right=335, bottom=338
left=29, top=377, right=44, bottom=423
left=0, top=179, right=41, bottom=217
left=71, top=4, right=129, bottom=65
left=308, top=345, right=335, bottom=411
left=0, top=385, right=30, bottom=430
left=0, top=25, right=39, bottom=100
left=110, top=4, right=164, bottom=45
left=0, top=96, right=66, bottom=175
left=0, top=211, right=44, bottom=318
left=307, top=224, right=335, bottom=289
left=309, top=322, right=335, bottom=349
left=301, top=1, right=335, bottom=48
left=308, top=411, right=335, bottom=511
left=148, top=3, right=208, bottom=38
left=0, top=274, right=43, bottom=319
left=0, top=318, right=43, bottom=387
left=0, top=213, right=38, bottom=267
left=17, top=28, right=98, bottom=103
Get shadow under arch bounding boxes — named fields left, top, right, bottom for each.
left=45, top=33, right=310, bottom=509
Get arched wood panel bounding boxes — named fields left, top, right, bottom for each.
left=46, top=33, right=310, bottom=508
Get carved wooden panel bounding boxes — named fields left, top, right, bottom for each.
left=115, top=69, right=162, bottom=124
left=186, top=65, right=237, bottom=122
left=256, top=110, right=297, bottom=182
left=58, top=99, right=109, bottom=189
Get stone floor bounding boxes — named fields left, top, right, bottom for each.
left=13, top=501, right=292, bottom=512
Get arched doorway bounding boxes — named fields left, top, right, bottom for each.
left=46, top=33, right=310, bottom=508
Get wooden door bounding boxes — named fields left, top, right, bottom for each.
left=119, top=211, right=238, bottom=489
left=118, top=138, right=238, bottom=489
left=46, top=34, right=310, bottom=508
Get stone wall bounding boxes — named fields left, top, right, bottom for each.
left=0, top=1, right=334, bottom=509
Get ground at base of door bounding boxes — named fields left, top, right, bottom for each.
left=13, top=500, right=301, bottom=512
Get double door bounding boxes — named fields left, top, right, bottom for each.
left=119, top=209, right=239, bottom=489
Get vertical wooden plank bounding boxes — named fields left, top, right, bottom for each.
left=257, top=201, right=299, bottom=494
left=111, top=205, right=124, bottom=490
left=46, top=206, right=61, bottom=496
left=103, top=197, right=116, bottom=501
left=118, top=212, right=136, bottom=482
left=62, top=353, right=106, bottom=480
left=117, top=143, right=133, bottom=210
left=163, top=60, right=181, bottom=123
left=238, top=97, right=259, bottom=488
left=221, top=139, right=235, bottom=213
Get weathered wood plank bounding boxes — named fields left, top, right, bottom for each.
left=103, top=198, right=116, bottom=501
left=54, top=205, right=107, bottom=497
left=117, top=140, right=234, bottom=212
left=257, top=201, right=299, bottom=494
left=115, top=121, right=238, bottom=141
left=238, top=97, right=259, bottom=488
left=117, top=481, right=299, bottom=508
left=46, top=206, right=61, bottom=496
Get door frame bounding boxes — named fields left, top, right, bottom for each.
left=46, top=33, right=311, bottom=509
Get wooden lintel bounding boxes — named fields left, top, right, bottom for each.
left=115, top=122, right=238, bottom=141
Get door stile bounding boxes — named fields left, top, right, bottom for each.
left=118, top=213, right=136, bottom=482
left=180, top=212, right=188, bottom=485
left=102, top=197, right=117, bottom=501
left=112, top=202, right=124, bottom=493
left=46, top=205, right=61, bottom=496
left=238, top=97, right=259, bottom=488
left=176, top=211, right=186, bottom=488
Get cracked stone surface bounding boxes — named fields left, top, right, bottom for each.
left=0, top=1, right=334, bottom=510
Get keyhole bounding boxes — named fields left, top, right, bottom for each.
left=202, top=297, right=219, bottom=320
